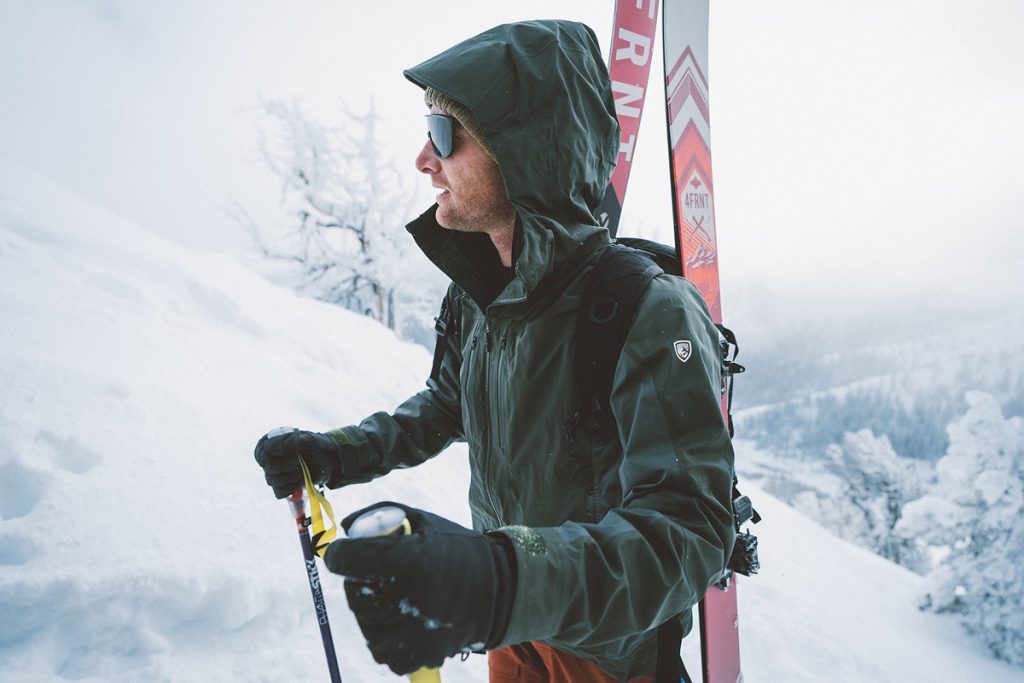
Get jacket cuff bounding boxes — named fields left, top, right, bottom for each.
left=488, top=525, right=567, bottom=648
left=483, top=533, right=518, bottom=648
left=324, top=426, right=371, bottom=486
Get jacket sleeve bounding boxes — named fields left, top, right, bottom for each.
left=328, top=288, right=465, bottom=486
left=495, top=275, right=736, bottom=647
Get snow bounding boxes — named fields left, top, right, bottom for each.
left=730, top=474, right=1020, bottom=682
left=1, top=158, right=1021, bottom=681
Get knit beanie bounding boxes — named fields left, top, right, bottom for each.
left=424, top=86, right=496, bottom=162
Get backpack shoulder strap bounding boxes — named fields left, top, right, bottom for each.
left=430, top=287, right=463, bottom=382
left=574, top=244, right=663, bottom=436
left=615, top=236, right=682, bottom=276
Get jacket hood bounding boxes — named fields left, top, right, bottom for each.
left=405, top=20, right=619, bottom=306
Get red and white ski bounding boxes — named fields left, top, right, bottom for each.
left=599, top=0, right=661, bottom=237
left=662, top=2, right=744, bottom=682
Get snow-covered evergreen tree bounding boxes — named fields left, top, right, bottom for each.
left=801, top=429, right=927, bottom=571
left=897, top=391, right=1024, bottom=666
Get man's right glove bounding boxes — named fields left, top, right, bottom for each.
left=254, top=427, right=354, bottom=498
left=324, top=502, right=517, bottom=675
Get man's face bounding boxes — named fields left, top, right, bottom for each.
left=416, top=105, right=514, bottom=234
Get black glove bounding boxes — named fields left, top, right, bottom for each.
left=254, top=427, right=351, bottom=499
left=324, top=502, right=517, bottom=675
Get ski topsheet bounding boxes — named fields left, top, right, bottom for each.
left=662, top=2, right=743, bottom=682
left=663, top=0, right=722, bottom=321
left=599, top=0, right=660, bottom=237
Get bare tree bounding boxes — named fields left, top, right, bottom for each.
left=245, top=99, right=434, bottom=332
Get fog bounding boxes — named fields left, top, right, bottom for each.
left=3, top=1, right=1022, bottom=351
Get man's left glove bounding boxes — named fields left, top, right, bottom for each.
left=254, top=427, right=351, bottom=499
left=324, top=502, right=517, bottom=675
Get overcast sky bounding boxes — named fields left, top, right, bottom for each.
left=2, top=1, right=1022, bottom=348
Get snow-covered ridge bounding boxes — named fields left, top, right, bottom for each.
left=0, top=159, right=478, bottom=681
left=1, top=159, right=1019, bottom=680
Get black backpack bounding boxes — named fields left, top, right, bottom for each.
left=573, top=238, right=742, bottom=438
left=574, top=238, right=760, bottom=576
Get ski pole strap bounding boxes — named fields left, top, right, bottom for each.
left=299, top=457, right=338, bottom=558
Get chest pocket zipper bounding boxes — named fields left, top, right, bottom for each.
left=494, top=335, right=509, bottom=450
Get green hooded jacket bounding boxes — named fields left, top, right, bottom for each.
left=331, top=20, right=736, bottom=680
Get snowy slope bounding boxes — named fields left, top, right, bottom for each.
left=0, top=160, right=483, bottom=682
left=1, top=160, right=1020, bottom=681
left=728, top=474, right=1021, bottom=682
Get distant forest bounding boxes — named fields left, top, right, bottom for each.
left=734, top=323, right=1024, bottom=461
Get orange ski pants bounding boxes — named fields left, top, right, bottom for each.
left=488, top=641, right=654, bottom=683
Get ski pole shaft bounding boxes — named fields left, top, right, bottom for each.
left=288, top=489, right=343, bottom=683
left=348, top=506, right=441, bottom=683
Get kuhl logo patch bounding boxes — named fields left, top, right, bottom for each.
left=674, top=340, right=692, bottom=363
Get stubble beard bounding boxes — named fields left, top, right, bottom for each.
left=436, top=182, right=515, bottom=237
left=437, top=202, right=513, bottom=236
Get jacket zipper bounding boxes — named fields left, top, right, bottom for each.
left=483, top=321, right=504, bottom=524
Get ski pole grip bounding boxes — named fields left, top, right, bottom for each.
left=348, top=506, right=441, bottom=683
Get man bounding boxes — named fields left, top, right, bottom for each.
left=255, top=20, right=735, bottom=683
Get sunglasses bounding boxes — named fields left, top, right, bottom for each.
left=426, top=114, right=457, bottom=159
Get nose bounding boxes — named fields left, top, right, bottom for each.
left=415, top=139, right=440, bottom=175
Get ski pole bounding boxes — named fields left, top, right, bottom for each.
left=348, top=506, right=442, bottom=683
left=288, top=488, right=343, bottom=683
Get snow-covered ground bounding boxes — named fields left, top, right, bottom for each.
left=1, top=159, right=1020, bottom=681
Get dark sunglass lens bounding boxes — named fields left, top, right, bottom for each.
left=426, top=114, right=454, bottom=158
